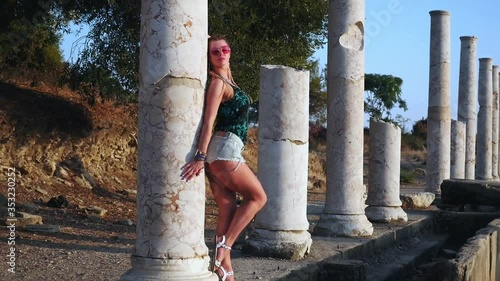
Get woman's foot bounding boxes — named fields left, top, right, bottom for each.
left=215, top=262, right=234, bottom=281
left=213, top=235, right=234, bottom=281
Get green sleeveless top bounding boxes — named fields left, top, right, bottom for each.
left=213, top=78, right=251, bottom=144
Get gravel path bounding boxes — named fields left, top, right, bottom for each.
left=0, top=242, right=131, bottom=281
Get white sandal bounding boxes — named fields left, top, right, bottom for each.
left=213, top=235, right=234, bottom=281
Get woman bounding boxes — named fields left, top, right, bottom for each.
left=181, top=35, right=267, bottom=281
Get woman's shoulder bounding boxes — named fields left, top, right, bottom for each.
left=210, top=71, right=238, bottom=88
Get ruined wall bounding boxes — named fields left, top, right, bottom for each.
left=445, top=218, right=500, bottom=281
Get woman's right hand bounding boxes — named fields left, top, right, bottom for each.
left=181, top=160, right=205, bottom=182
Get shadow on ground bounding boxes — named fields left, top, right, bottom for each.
left=0, top=81, right=93, bottom=145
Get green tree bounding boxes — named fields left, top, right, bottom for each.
left=411, top=117, right=427, bottom=139
left=208, top=0, right=328, bottom=101
left=307, top=71, right=409, bottom=128
left=309, top=60, right=327, bottom=124
left=57, top=0, right=140, bottom=101
left=0, top=0, right=67, bottom=73
left=364, top=73, right=407, bottom=124
left=57, top=0, right=328, bottom=103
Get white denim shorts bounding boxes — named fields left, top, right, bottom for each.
left=206, top=131, right=246, bottom=165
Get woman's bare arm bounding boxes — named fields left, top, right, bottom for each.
left=180, top=78, right=226, bottom=181
left=197, top=78, right=225, bottom=153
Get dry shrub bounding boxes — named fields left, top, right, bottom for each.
left=242, top=128, right=259, bottom=173
left=309, top=152, right=326, bottom=181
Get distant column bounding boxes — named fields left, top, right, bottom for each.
left=493, top=65, right=500, bottom=179
left=498, top=72, right=500, bottom=177
left=244, top=65, right=312, bottom=260
left=426, top=10, right=451, bottom=194
left=457, top=36, right=478, bottom=180
left=476, top=58, right=493, bottom=180
left=450, top=120, right=466, bottom=179
left=365, top=118, right=407, bottom=223
left=121, top=1, right=217, bottom=280
left=314, top=0, right=373, bottom=237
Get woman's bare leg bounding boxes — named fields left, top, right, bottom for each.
left=207, top=169, right=237, bottom=278
left=209, top=176, right=237, bottom=238
left=208, top=161, right=267, bottom=270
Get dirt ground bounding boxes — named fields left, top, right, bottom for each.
left=0, top=79, right=427, bottom=280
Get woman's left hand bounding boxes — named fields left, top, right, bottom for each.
left=181, top=161, right=205, bottom=182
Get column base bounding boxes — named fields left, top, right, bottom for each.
left=314, top=214, right=373, bottom=237
left=365, top=206, right=408, bottom=223
left=243, top=229, right=312, bottom=260
left=120, top=255, right=218, bottom=281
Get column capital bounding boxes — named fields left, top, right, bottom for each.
left=459, top=36, right=478, bottom=41
left=430, top=10, right=450, bottom=16
left=479, top=57, right=493, bottom=63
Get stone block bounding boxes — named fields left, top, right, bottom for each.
left=1, top=213, right=43, bottom=227
left=441, top=179, right=500, bottom=206
left=318, top=260, right=366, bottom=281
left=448, top=233, right=491, bottom=281
left=400, top=192, right=435, bottom=209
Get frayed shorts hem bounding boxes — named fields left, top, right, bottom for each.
left=205, top=131, right=246, bottom=166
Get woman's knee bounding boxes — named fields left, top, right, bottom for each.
left=257, top=192, right=267, bottom=209
left=250, top=189, right=266, bottom=209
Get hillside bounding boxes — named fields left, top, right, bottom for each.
left=0, top=78, right=138, bottom=216
left=0, top=77, right=333, bottom=235
left=0, top=76, right=429, bottom=279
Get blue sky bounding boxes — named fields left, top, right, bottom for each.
left=60, top=24, right=88, bottom=64
left=60, top=1, right=500, bottom=131
left=313, top=0, right=500, bottom=131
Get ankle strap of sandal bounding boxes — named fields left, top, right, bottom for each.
left=216, top=235, right=232, bottom=251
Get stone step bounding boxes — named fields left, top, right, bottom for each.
left=365, top=234, right=448, bottom=281
left=236, top=210, right=437, bottom=281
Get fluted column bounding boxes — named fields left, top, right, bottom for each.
left=493, top=65, right=499, bottom=179
left=450, top=120, right=466, bottom=179
left=121, top=1, right=217, bottom=280
left=476, top=58, right=493, bottom=180
left=314, top=0, right=373, bottom=237
left=365, top=118, right=407, bottom=223
left=426, top=10, right=451, bottom=194
left=457, top=36, right=478, bottom=180
left=244, top=65, right=311, bottom=260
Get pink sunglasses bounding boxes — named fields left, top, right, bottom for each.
left=210, top=45, right=231, bottom=56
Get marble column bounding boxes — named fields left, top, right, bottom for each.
left=493, top=65, right=499, bottom=179
left=244, top=65, right=311, bottom=260
left=450, top=120, right=466, bottom=179
left=476, top=58, right=493, bottom=180
left=426, top=10, right=451, bottom=194
left=457, top=36, right=478, bottom=180
left=365, top=118, right=407, bottom=223
left=121, top=1, right=217, bottom=280
left=314, top=0, right=373, bottom=237
left=498, top=72, right=500, bottom=177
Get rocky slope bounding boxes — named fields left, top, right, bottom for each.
left=0, top=79, right=140, bottom=221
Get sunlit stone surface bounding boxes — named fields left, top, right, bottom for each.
left=245, top=65, right=312, bottom=260
left=457, top=36, right=478, bottom=180
left=426, top=10, right=451, bottom=194
left=450, top=120, right=466, bottom=179
left=492, top=65, right=499, bottom=179
left=476, top=58, right=493, bottom=180
left=121, top=1, right=217, bottom=280
left=314, top=0, right=373, bottom=237
left=365, top=118, right=407, bottom=223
